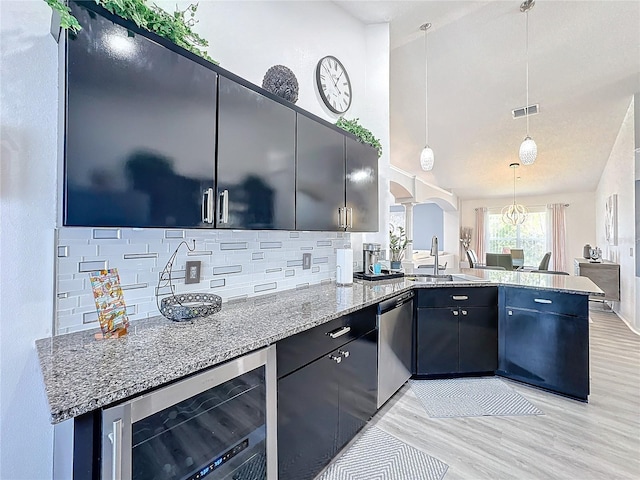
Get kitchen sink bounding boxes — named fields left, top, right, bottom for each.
left=408, top=274, right=453, bottom=283
left=408, top=273, right=484, bottom=283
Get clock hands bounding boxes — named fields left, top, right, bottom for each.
left=322, top=64, right=342, bottom=95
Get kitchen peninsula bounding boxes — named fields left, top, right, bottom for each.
left=36, top=270, right=602, bottom=479
left=38, top=270, right=602, bottom=423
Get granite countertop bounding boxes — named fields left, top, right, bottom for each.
left=36, top=271, right=603, bottom=424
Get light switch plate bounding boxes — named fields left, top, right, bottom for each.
left=185, top=261, right=201, bottom=284
left=303, top=253, right=311, bottom=270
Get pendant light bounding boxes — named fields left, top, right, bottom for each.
left=519, top=0, right=537, bottom=165
left=502, top=162, right=528, bottom=225
left=420, top=22, right=434, bottom=171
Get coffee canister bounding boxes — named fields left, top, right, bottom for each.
left=583, top=244, right=591, bottom=259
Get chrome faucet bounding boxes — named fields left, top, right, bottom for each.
left=430, top=235, right=439, bottom=274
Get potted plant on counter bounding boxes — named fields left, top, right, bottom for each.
left=389, top=225, right=411, bottom=270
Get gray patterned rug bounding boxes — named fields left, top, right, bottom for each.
left=316, top=427, right=448, bottom=480
left=409, top=377, right=544, bottom=418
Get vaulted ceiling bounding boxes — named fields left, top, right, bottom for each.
left=335, top=0, right=640, bottom=199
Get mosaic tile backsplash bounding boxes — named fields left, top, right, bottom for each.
left=55, top=228, right=351, bottom=335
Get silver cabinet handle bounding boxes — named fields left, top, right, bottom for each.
left=453, top=310, right=459, bottom=316
left=202, top=191, right=206, bottom=224
left=508, top=310, right=513, bottom=315
left=327, top=326, right=351, bottom=339
left=202, top=188, right=214, bottom=224
left=339, top=350, right=350, bottom=358
left=461, top=310, right=468, bottom=316
left=348, top=207, right=353, bottom=228
left=218, top=189, right=229, bottom=224
left=338, top=207, right=345, bottom=228
left=329, top=354, right=342, bottom=364
left=534, top=298, right=552, bottom=304
left=452, top=295, right=469, bottom=301
left=108, top=419, right=122, bottom=480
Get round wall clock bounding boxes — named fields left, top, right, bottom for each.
left=315, top=56, right=352, bottom=114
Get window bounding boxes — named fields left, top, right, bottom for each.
left=486, top=207, right=547, bottom=266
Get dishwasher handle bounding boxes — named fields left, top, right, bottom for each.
left=378, top=292, right=414, bottom=314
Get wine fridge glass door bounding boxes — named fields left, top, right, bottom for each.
left=102, top=346, right=277, bottom=480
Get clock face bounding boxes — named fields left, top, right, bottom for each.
left=316, top=56, right=352, bottom=114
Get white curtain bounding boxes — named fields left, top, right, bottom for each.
left=475, top=207, right=487, bottom=264
left=548, top=203, right=567, bottom=272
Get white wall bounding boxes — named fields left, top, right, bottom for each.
left=596, top=98, right=637, bottom=330
left=0, top=2, right=57, bottom=478
left=359, top=23, right=391, bottom=253
left=460, top=192, right=596, bottom=270
left=0, top=0, right=388, bottom=476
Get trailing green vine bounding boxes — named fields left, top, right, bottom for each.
left=45, top=0, right=216, bottom=63
left=45, top=0, right=82, bottom=32
left=335, top=117, right=382, bottom=158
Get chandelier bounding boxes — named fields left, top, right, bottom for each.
left=519, top=0, right=537, bottom=165
left=419, top=22, right=434, bottom=171
left=502, top=162, right=528, bottom=225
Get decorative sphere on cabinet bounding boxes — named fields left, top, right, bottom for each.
left=262, top=65, right=299, bottom=104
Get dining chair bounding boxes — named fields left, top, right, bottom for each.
left=537, top=252, right=551, bottom=271
left=510, top=248, right=525, bottom=269
left=486, top=253, right=513, bottom=271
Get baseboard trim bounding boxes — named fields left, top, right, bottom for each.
left=616, top=311, right=640, bottom=336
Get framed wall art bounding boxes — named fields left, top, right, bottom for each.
left=605, top=193, right=618, bottom=246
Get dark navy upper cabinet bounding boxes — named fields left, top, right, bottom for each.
left=295, top=113, right=346, bottom=231
left=62, top=3, right=378, bottom=231
left=345, top=137, right=379, bottom=232
left=64, top=3, right=217, bottom=228
left=217, top=76, right=296, bottom=230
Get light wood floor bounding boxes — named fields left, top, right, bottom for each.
left=367, top=309, right=640, bottom=479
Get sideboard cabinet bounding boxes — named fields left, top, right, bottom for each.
left=574, top=258, right=620, bottom=301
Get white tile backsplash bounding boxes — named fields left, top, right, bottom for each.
left=55, top=228, right=348, bottom=334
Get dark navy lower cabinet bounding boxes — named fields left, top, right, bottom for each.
left=459, top=306, right=499, bottom=373
left=415, top=288, right=498, bottom=376
left=416, top=307, right=459, bottom=375
left=277, top=311, right=378, bottom=480
left=277, top=352, right=339, bottom=480
left=498, top=287, right=590, bottom=400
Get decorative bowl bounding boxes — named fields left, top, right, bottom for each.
left=160, top=293, right=222, bottom=322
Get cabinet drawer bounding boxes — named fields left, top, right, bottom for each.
left=277, top=306, right=376, bottom=378
left=504, top=287, right=588, bottom=318
left=417, top=287, right=497, bottom=308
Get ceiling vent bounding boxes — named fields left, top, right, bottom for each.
left=512, top=104, right=539, bottom=119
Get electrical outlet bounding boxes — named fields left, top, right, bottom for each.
left=303, top=253, right=311, bottom=270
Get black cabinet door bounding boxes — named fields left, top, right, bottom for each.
left=458, top=306, right=498, bottom=373
left=296, top=114, right=345, bottom=231
left=277, top=355, right=339, bottom=480
left=345, top=137, right=378, bottom=232
left=337, top=330, right=378, bottom=450
left=64, top=5, right=217, bottom=228
left=217, top=76, right=296, bottom=230
left=501, top=307, right=589, bottom=400
left=416, top=307, right=459, bottom=375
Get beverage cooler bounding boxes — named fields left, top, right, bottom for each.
left=101, top=347, right=276, bottom=480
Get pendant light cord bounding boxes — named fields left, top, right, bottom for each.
left=513, top=165, right=517, bottom=205
left=525, top=10, right=530, bottom=137
left=424, top=27, right=429, bottom=145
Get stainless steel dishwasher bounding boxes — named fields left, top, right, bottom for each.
left=377, top=291, right=414, bottom=408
